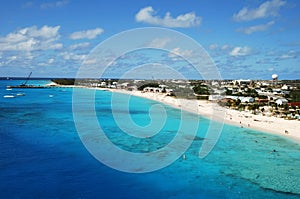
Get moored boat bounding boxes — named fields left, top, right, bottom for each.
left=6, top=72, right=46, bottom=89
left=3, top=95, right=15, bottom=98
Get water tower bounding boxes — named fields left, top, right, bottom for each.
left=272, top=74, right=278, bottom=81
left=272, top=74, right=278, bottom=86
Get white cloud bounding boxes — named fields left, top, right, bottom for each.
left=40, top=0, right=69, bottom=9
left=221, top=45, right=230, bottom=50
left=237, top=21, right=275, bottom=34
left=207, top=44, right=231, bottom=54
left=229, top=46, right=252, bottom=56
left=60, top=52, right=86, bottom=61
left=148, top=37, right=172, bottom=48
left=48, top=58, right=55, bottom=64
left=0, top=25, right=62, bottom=51
left=277, top=50, right=297, bottom=60
left=135, top=6, right=202, bottom=28
left=168, top=47, right=193, bottom=60
left=233, top=0, right=286, bottom=22
left=69, top=42, right=90, bottom=50
left=209, top=44, right=218, bottom=50
left=0, top=25, right=68, bottom=69
left=22, top=1, right=34, bottom=9
left=28, top=25, right=60, bottom=39
left=37, top=58, right=56, bottom=66
left=6, top=56, right=17, bottom=64
left=83, top=58, right=97, bottom=65
left=0, top=51, right=34, bottom=66
left=70, top=28, right=103, bottom=40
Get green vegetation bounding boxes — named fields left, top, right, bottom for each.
left=193, top=84, right=209, bottom=95
left=244, top=88, right=259, bottom=97
left=51, top=78, right=75, bottom=85
left=289, top=90, right=300, bottom=102
left=225, top=89, right=233, bottom=95
left=173, top=87, right=196, bottom=99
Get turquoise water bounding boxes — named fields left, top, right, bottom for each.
left=0, top=80, right=299, bottom=198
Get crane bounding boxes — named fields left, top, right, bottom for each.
left=21, top=72, right=32, bottom=86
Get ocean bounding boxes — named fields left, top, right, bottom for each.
left=0, top=80, right=299, bottom=198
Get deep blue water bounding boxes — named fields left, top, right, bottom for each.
left=0, top=80, right=299, bottom=198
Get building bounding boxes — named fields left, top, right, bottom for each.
left=240, top=97, right=255, bottom=103
left=275, top=98, right=288, bottom=106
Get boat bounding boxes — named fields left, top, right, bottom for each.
left=6, top=72, right=46, bottom=89
left=3, top=95, right=15, bottom=98
left=16, top=93, right=25, bottom=96
left=7, top=85, right=46, bottom=89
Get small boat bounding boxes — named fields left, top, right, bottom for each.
left=16, top=93, right=25, bottom=96
left=3, top=95, right=15, bottom=98
left=6, top=88, right=12, bottom=91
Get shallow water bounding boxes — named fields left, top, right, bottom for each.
left=0, top=80, right=299, bottom=198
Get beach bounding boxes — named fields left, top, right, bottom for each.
left=50, top=81, right=300, bottom=142
left=106, top=88, right=300, bottom=142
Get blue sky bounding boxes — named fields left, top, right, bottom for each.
left=0, top=0, right=299, bottom=79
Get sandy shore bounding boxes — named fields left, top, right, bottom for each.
left=107, top=89, right=300, bottom=143
left=52, top=82, right=300, bottom=143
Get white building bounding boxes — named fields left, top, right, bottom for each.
left=275, top=98, right=288, bottom=106
left=143, top=87, right=162, bottom=92
left=281, top=85, right=289, bottom=90
left=240, top=97, right=255, bottom=103
left=208, top=95, right=224, bottom=101
left=100, top=82, right=106, bottom=87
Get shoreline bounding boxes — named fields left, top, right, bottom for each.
left=54, top=84, right=300, bottom=143
left=109, top=89, right=300, bottom=143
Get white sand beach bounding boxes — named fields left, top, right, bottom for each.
left=107, top=89, right=300, bottom=142
left=54, top=83, right=300, bottom=142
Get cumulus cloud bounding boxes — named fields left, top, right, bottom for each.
left=0, top=25, right=62, bottom=51
left=229, top=46, right=252, bottom=56
left=0, top=50, right=36, bottom=67
left=237, top=21, right=275, bottom=34
left=277, top=50, right=297, bottom=60
left=208, top=44, right=218, bottom=50
left=207, top=44, right=232, bottom=56
left=5, top=56, right=17, bottom=64
left=69, top=42, right=90, bottom=50
left=40, top=0, right=69, bottom=9
left=37, top=58, right=56, bottom=66
left=233, top=0, right=286, bottom=22
left=60, top=52, right=86, bottom=61
left=0, top=25, right=63, bottom=69
left=83, top=58, right=97, bottom=65
left=69, top=28, right=104, bottom=40
left=48, top=58, right=55, bottom=64
left=135, top=6, right=202, bottom=28
left=168, top=47, right=193, bottom=60
left=147, top=37, right=172, bottom=48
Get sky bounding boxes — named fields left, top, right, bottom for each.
left=0, top=0, right=299, bottom=79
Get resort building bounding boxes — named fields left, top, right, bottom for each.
left=275, top=98, right=288, bottom=106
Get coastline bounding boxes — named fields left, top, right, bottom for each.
left=54, top=83, right=300, bottom=143
left=109, top=89, right=300, bottom=143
